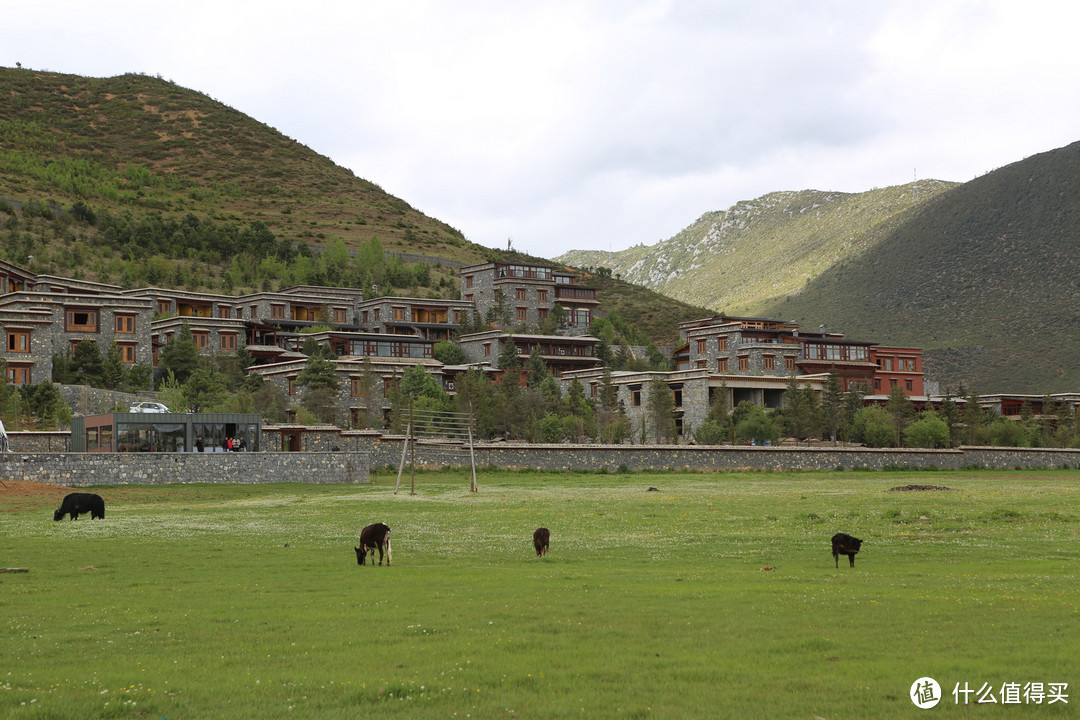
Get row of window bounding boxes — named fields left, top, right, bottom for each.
left=878, top=357, right=918, bottom=371
left=622, top=385, right=685, bottom=408
left=160, top=302, right=351, bottom=324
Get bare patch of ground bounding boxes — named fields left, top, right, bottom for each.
left=0, top=479, right=74, bottom=512
left=888, top=484, right=953, bottom=492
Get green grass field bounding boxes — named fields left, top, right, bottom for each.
left=2, top=469, right=1078, bottom=719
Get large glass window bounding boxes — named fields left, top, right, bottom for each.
left=116, top=423, right=186, bottom=452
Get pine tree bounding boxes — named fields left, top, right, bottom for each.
left=886, top=384, right=916, bottom=447
left=646, top=377, right=675, bottom=443
left=159, top=324, right=200, bottom=385
left=496, top=337, right=521, bottom=370
left=820, top=371, right=843, bottom=443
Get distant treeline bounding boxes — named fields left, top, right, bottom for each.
left=1, top=198, right=453, bottom=297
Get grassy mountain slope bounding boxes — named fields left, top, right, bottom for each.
left=0, top=67, right=476, bottom=262
left=0, top=67, right=708, bottom=344
left=557, top=181, right=957, bottom=314
left=760, top=141, right=1080, bottom=393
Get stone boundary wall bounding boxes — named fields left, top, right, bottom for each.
left=0, top=452, right=370, bottom=487
left=354, top=437, right=1080, bottom=472
left=5, top=432, right=70, bottom=453
left=3, top=441, right=1078, bottom=489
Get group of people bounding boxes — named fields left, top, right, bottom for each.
left=194, top=436, right=247, bottom=452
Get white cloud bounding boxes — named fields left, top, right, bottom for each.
left=5, top=0, right=1080, bottom=258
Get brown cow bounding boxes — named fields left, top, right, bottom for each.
left=831, top=532, right=863, bottom=568
left=355, top=523, right=392, bottom=566
left=533, top=527, right=550, bottom=557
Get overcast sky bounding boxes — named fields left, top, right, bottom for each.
left=6, top=1, right=1079, bottom=258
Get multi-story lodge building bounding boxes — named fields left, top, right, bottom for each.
left=1, top=261, right=156, bottom=384
left=460, top=261, right=600, bottom=333
left=566, top=315, right=928, bottom=440
left=459, top=330, right=601, bottom=377
left=355, top=296, right=473, bottom=341
left=3, top=257, right=957, bottom=441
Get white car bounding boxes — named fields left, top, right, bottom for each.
left=129, top=401, right=171, bottom=414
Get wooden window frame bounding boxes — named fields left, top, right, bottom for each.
left=7, top=330, right=30, bottom=353
left=115, top=315, right=136, bottom=334
left=65, top=309, right=99, bottom=333
left=118, top=343, right=137, bottom=364
left=7, top=364, right=31, bottom=385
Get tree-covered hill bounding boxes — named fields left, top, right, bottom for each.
left=760, top=141, right=1080, bottom=393
left=0, top=66, right=709, bottom=346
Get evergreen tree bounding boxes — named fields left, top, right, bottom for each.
left=454, top=367, right=495, bottom=438
left=782, top=376, right=820, bottom=442
left=353, top=357, right=381, bottom=429
left=158, top=324, right=200, bottom=385
left=937, top=388, right=962, bottom=448
left=525, top=346, right=550, bottom=388
left=101, top=342, right=126, bottom=390
left=646, top=377, right=675, bottom=443
left=961, top=387, right=987, bottom=445
left=820, top=371, right=843, bottom=443
left=296, top=354, right=340, bottom=424
left=885, top=384, right=916, bottom=446
left=839, top=384, right=866, bottom=443
left=70, top=340, right=105, bottom=386
left=486, top=289, right=512, bottom=328
left=496, top=337, right=521, bottom=370
left=19, top=380, right=70, bottom=429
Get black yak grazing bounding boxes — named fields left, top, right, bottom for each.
left=831, top=532, right=862, bottom=568
left=533, top=527, right=550, bottom=557
left=54, top=493, right=105, bottom=521
left=355, top=523, right=392, bottom=566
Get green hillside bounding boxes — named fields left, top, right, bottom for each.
left=0, top=67, right=707, bottom=343
left=558, top=181, right=957, bottom=313
left=761, top=141, right=1080, bottom=393
left=0, top=68, right=473, bottom=258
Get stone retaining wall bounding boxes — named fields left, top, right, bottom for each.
left=0, top=452, right=370, bottom=486
left=355, top=437, right=1080, bottom=473
left=4, top=432, right=70, bottom=453
left=3, top=440, right=1078, bottom=489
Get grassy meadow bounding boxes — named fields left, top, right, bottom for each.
left=2, top=469, right=1078, bottom=719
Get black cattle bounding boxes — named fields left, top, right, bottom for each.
left=533, top=527, right=550, bottom=557
left=54, top=493, right=105, bottom=521
left=355, top=523, right=392, bottom=566
left=831, top=532, right=863, bottom=568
